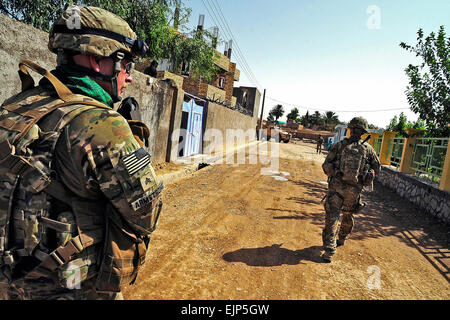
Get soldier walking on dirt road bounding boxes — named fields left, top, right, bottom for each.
left=316, top=135, right=324, bottom=154
left=320, top=117, right=381, bottom=262
left=0, top=6, right=162, bottom=299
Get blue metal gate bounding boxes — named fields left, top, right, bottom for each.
left=181, top=95, right=205, bottom=157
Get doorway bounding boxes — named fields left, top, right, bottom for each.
left=179, top=94, right=205, bottom=157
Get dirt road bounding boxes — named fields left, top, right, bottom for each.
left=123, top=141, right=449, bottom=300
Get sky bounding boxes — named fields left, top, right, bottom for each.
left=184, top=0, right=449, bottom=128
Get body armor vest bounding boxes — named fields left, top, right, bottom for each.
left=0, top=60, right=114, bottom=284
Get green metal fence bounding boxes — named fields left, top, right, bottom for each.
left=388, top=137, right=405, bottom=169
left=410, top=138, right=448, bottom=181
left=373, top=137, right=382, bottom=156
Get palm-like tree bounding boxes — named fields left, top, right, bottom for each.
left=286, top=107, right=300, bottom=122
left=324, top=111, right=339, bottom=129
left=269, top=104, right=285, bottom=124
left=310, top=111, right=323, bottom=127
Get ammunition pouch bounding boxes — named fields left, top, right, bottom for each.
left=95, top=196, right=162, bottom=292
left=361, top=169, right=375, bottom=187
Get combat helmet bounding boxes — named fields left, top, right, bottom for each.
left=48, top=5, right=148, bottom=102
left=348, top=117, right=369, bottom=133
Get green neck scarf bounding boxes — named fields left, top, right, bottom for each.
left=53, top=65, right=114, bottom=108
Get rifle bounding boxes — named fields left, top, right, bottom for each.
left=360, top=134, right=374, bottom=190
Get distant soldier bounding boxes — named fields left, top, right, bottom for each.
left=316, top=135, right=324, bottom=154
left=321, top=117, right=381, bottom=262
left=0, top=6, right=162, bottom=299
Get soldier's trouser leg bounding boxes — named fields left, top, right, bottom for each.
left=322, top=192, right=344, bottom=256
left=6, top=278, right=122, bottom=300
left=7, top=278, right=84, bottom=300
left=337, top=194, right=363, bottom=242
left=338, top=211, right=354, bottom=242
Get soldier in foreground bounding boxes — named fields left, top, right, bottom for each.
left=321, top=117, right=381, bottom=262
left=0, top=6, right=162, bottom=299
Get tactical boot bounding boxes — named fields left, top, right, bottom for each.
left=321, top=251, right=333, bottom=263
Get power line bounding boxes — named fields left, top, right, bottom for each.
left=266, top=96, right=410, bottom=113
left=200, top=0, right=262, bottom=90
left=209, top=0, right=262, bottom=89
left=204, top=0, right=259, bottom=88
left=199, top=2, right=407, bottom=115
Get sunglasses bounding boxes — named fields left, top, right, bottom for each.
left=123, top=61, right=135, bottom=74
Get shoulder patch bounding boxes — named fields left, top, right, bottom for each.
left=123, top=148, right=151, bottom=176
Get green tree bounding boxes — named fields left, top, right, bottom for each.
left=0, top=0, right=73, bottom=31
left=309, top=111, right=324, bottom=127
left=301, top=110, right=310, bottom=127
left=405, top=118, right=426, bottom=131
left=400, top=26, right=450, bottom=137
left=386, top=115, right=398, bottom=132
left=163, top=28, right=219, bottom=82
left=286, top=107, right=300, bottom=122
left=386, top=112, right=424, bottom=137
left=323, top=111, right=339, bottom=130
left=82, top=0, right=171, bottom=61
left=268, top=104, right=284, bottom=124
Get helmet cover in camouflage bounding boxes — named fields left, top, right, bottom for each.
left=49, top=6, right=138, bottom=59
left=348, top=117, right=369, bottom=132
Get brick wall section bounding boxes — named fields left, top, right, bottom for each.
left=182, top=77, right=199, bottom=96
left=234, top=69, right=240, bottom=81
left=214, top=51, right=230, bottom=71
left=228, top=62, right=236, bottom=73
left=224, top=72, right=235, bottom=100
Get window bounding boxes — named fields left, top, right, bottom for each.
left=181, top=61, right=190, bottom=76
left=218, top=76, right=226, bottom=89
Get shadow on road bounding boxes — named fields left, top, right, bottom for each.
left=275, top=176, right=449, bottom=282
left=285, top=197, right=321, bottom=205
left=289, top=179, right=327, bottom=199
left=222, top=244, right=325, bottom=266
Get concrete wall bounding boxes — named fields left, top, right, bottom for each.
left=376, top=166, right=450, bottom=225
left=203, top=101, right=258, bottom=154
left=124, top=73, right=182, bottom=165
left=0, top=13, right=181, bottom=165
left=0, top=14, right=57, bottom=103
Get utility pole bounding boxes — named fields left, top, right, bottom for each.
left=258, top=89, right=266, bottom=140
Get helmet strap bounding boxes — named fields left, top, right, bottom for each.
left=62, top=52, right=125, bottom=103
left=109, top=52, right=125, bottom=103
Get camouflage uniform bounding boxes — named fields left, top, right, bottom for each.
left=316, top=136, right=324, bottom=154
left=1, top=6, right=161, bottom=299
left=321, top=118, right=381, bottom=261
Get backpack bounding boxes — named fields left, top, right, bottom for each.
left=338, top=140, right=367, bottom=185
left=0, top=60, right=161, bottom=292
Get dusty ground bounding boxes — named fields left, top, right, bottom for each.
left=123, top=140, right=450, bottom=300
